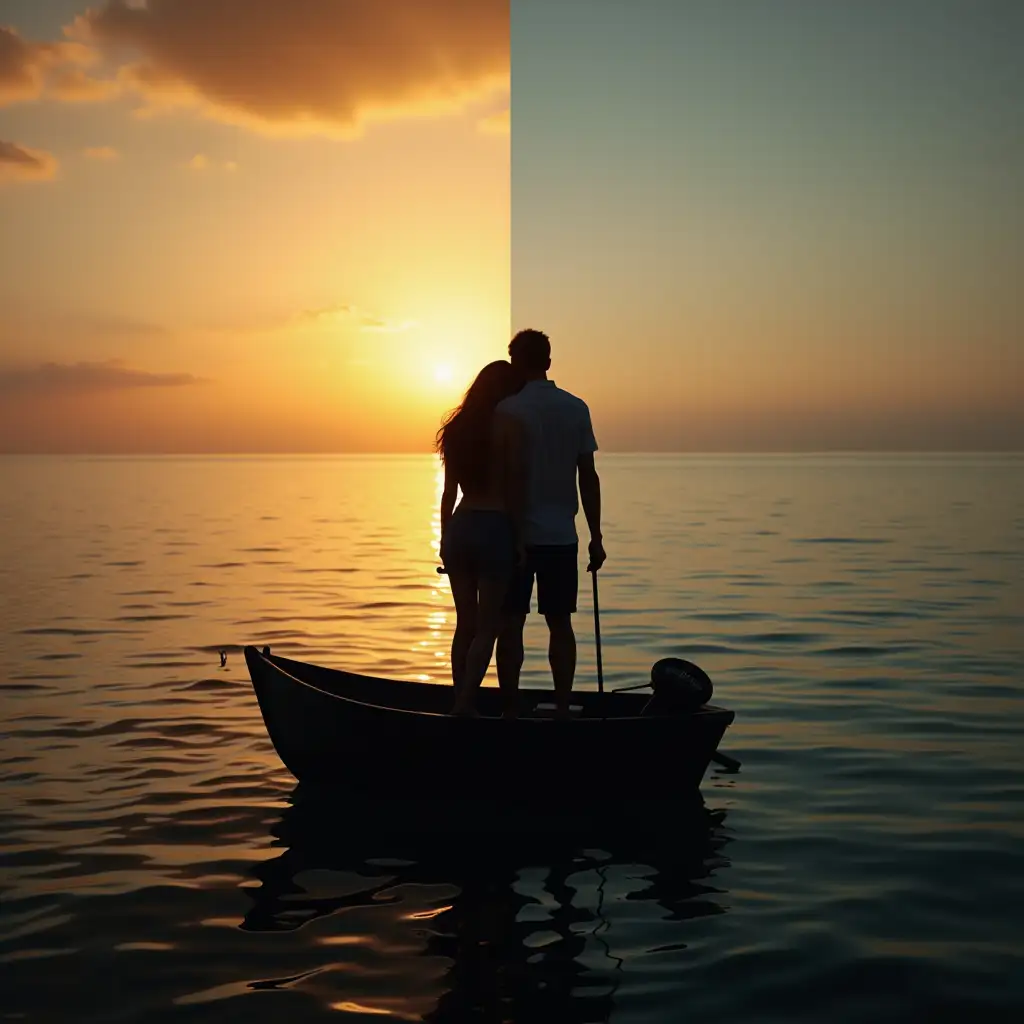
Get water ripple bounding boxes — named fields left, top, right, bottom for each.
left=1, top=453, right=1022, bottom=1023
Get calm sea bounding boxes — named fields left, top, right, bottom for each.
left=2, top=454, right=1022, bottom=1023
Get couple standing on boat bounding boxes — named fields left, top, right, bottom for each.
left=436, top=329, right=606, bottom=718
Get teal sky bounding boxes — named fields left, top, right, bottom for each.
left=512, top=0, right=1023, bottom=449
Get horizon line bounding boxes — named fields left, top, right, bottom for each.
left=1, top=449, right=1021, bottom=458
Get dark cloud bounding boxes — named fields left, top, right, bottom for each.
left=0, top=139, right=58, bottom=182
left=0, top=24, right=44, bottom=103
left=0, top=24, right=92, bottom=105
left=0, top=360, right=203, bottom=397
left=69, top=0, right=508, bottom=135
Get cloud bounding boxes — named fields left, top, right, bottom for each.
left=75, top=314, right=167, bottom=338
left=0, top=139, right=58, bottom=183
left=0, top=360, right=203, bottom=397
left=360, top=317, right=417, bottom=335
left=0, top=25, right=46, bottom=103
left=299, top=304, right=365, bottom=327
left=298, top=304, right=417, bottom=334
left=197, top=302, right=414, bottom=336
left=185, top=153, right=237, bottom=172
left=67, top=0, right=509, bottom=137
left=49, top=67, right=120, bottom=102
left=298, top=304, right=357, bottom=323
left=83, top=145, right=119, bottom=160
left=478, top=107, right=509, bottom=135
left=0, top=24, right=93, bottom=105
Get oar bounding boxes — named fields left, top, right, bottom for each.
left=444, top=561, right=740, bottom=769
left=590, top=567, right=605, bottom=696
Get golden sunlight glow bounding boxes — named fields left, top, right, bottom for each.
left=0, top=37, right=509, bottom=455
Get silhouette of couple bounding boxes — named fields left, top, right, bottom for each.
left=435, top=329, right=606, bottom=718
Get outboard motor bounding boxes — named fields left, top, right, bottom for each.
left=641, top=658, right=713, bottom=716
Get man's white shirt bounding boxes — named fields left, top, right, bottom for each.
left=497, top=380, right=598, bottom=546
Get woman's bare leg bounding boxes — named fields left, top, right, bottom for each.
left=447, top=570, right=478, bottom=695
left=453, top=575, right=510, bottom=714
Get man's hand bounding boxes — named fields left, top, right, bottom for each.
left=587, top=536, right=606, bottom=573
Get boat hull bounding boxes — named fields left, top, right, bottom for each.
left=244, top=646, right=734, bottom=801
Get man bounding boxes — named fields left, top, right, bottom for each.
left=495, top=328, right=606, bottom=717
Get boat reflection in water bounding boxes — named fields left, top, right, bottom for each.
left=242, top=787, right=734, bottom=1022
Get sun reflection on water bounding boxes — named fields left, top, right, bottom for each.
left=418, top=457, right=451, bottom=683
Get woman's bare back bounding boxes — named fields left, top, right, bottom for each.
left=455, top=418, right=511, bottom=511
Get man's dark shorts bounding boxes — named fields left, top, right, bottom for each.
left=503, top=544, right=578, bottom=617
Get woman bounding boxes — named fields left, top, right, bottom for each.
left=436, top=360, right=524, bottom=715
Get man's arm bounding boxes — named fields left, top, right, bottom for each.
left=578, top=452, right=606, bottom=571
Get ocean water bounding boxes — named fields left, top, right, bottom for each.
left=1, top=453, right=1022, bottom=1023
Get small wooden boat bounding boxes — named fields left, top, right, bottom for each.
left=244, top=646, right=735, bottom=803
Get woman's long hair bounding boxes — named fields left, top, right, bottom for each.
left=435, top=360, right=521, bottom=489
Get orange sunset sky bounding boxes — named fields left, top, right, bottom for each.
left=1, top=0, right=510, bottom=453
left=1, top=0, right=1021, bottom=452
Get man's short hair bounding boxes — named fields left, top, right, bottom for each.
left=509, top=329, right=551, bottom=374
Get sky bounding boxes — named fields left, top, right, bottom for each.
left=0, top=1, right=1021, bottom=452
left=0, top=0, right=510, bottom=452
left=514, top=0, right=1024, bottom=450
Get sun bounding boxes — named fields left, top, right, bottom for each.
left=433, top=363, right=455, bottom=385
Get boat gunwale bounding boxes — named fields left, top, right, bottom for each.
left=246, top=646, right=734, bottom=725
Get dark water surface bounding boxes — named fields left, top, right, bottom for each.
left=2, top=454, right=1022, bottom=1022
